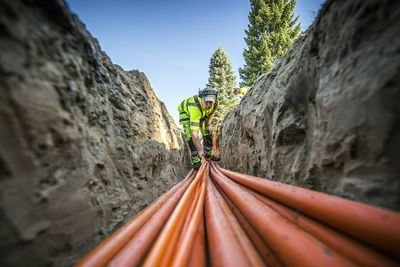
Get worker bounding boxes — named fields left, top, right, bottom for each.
left=178, top=86, right=221, bottom=170
left=233, top=86, right=249, bottom=100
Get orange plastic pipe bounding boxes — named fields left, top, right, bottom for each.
left=211, top=166, right=283, bottom=266
left=170, top=170, right=207, bottom=267
left=141, top=163, right=206, bottom=267
left=160, top=190, right=199, bottom=265
left=219, top=167, right=400, bottom=257
left=156, top=180, right=202, bottom=267
left=205, top=175, right=252, bottom=267
left=250, top=188, right=399, bottom=267
left=78, top=163, right=400, bottom=267
left=75, top=171, right=194, bottom=267
left=107, top=174, right=194, bottom=267
left=187, top=215, right=206, bottom=267
left=210, top=165, right=355, bottom=267
left=217, top=185, right=283, bottom=267
left=212, top=164, right=398, bottom=266
left=178, top=178, right=203, bottom=241
left=210, top=180, right=265, bottom=267
left=156, top=171, right=205, bottom=267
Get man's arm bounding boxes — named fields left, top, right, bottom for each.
left=191, top=130, right=204, bottom=157
left=206, top=113, right=214, bottom=134
left=207, top=113, right=214, bottom=125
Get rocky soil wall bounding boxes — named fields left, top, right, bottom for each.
left=0, top=0, right=191, bottom=266
left=220, top=0, right=400, bottom=211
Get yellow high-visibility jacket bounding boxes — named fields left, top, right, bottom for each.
left=178, top=96, right=219, bottom=131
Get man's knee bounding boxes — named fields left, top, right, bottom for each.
left=188, top=139, right=197, bottom=153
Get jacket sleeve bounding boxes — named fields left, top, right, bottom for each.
left=188, top=105, right=202, bottom=131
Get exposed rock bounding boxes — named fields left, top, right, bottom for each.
left=220, top=0, right=400, bottom=210
left=0, top=0, right=190, bottom=266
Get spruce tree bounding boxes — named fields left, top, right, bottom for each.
left=239, top=0, right=301, bottom=86
left=207, top=47, right=237, bottom=126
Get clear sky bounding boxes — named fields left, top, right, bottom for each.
left=66, top=0, right=324, bottom=124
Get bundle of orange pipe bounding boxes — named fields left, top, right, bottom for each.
left=76, top=162, right=400, bottom=267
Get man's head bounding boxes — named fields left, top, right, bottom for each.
left=203, top=94, right=216, bottom=110
left=199, top=86, right=217, bottom=110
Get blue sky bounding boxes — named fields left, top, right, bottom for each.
left=66, top=0, right=324, bottom=124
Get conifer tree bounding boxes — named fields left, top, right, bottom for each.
left=239, top=0, right=301, bottom=86
left=207, top=47, right=237, bottom=126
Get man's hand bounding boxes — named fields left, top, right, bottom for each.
left=192, top=129, right=206, bottom=160
left=198, top=151, right=205, bottom=158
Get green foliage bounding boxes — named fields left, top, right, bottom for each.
left=208, top=47, right=237, bottom=126
left=239, top=0, right=301, bottom=86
